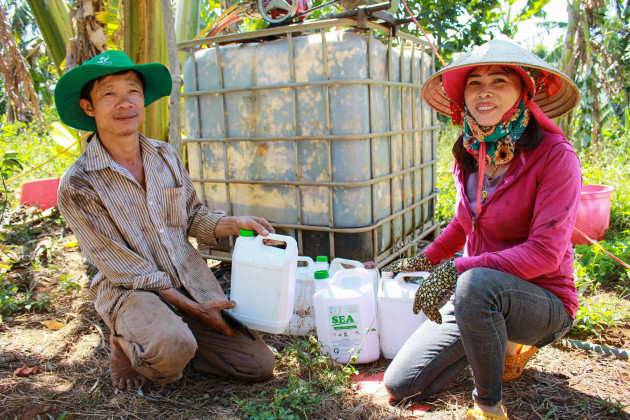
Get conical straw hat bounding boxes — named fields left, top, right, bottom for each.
left=421, top=38, right=580, bottom=119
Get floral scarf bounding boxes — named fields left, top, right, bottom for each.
left=462, top=90, right=531, bottom=166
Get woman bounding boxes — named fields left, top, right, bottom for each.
left=382, top=38, right=581, bottom=419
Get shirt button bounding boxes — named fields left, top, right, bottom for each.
left=148, top=201, right=153, bottom=206
left=159, top=228, right=164, bottom=233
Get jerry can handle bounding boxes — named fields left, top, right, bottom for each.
left=255, top=233, right=297, bottom=253
left=297, top=256, right=314, bottom=268
left=330, top=258, right=363, bottom=273
left=394, top=271, right=430, bottom=288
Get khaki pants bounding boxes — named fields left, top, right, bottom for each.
left=114, top=291, right=275, bottom=384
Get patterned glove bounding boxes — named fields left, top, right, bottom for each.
left=382, top=252, right=435, bottom=275
left=413, top=260, right=459, bottom=324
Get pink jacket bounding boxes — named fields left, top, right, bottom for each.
left=424, top=129, right=581, bottom=318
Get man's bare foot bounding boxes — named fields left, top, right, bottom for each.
left=109, top=335, right=148, bottom=390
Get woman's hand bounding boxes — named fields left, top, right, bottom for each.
left=215, top=215, right=275, bottom=239
left=413, top=260, right=459, bottom=323
left=382, top=252, right=435, bottom=275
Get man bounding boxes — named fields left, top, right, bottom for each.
left=55, top=50, right=275, bottom=389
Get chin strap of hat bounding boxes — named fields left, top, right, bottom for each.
left=475, top=142, right=486, bottom=217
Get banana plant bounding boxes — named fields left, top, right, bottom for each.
left=25, top=0, right=72, bottom=76
left=50, top=122, right=80, bottom=159
left=175, top=0, right=201, bottom=67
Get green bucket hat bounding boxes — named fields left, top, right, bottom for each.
left=54, top=50, right=172, bottom=132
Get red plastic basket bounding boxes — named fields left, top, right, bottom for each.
left=20, top=178, right=61, bottom=210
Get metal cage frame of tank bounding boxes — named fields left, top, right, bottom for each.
left=179, top=18, right=440, bottom=268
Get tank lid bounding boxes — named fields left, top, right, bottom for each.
left=239, top=229, right=254, bottom=237
left=363, top=261, right=376, bottom=269
left=314, top=270, right=329, bottom=280
left=316, top=256, right=328, bottom=262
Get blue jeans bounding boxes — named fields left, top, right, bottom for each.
left=383, top=268, right=574, bottom=406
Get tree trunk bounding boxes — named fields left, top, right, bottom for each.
left=559, top=0, right=579, bottom=135
left=162, top=0, right=183, bottom=157
left=125, top=0, right=169, bottom=142
left=0, top=5, right=40, bottom=122
left=64, top=1, right=109, bottom=70
left=175, top=0, right=201, bottom=67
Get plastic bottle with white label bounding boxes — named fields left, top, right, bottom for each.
left=231, top=229, right=298, bottom=334
left=314, top=267, right=379, bottom=364
left=378, top=271, right=429, bottom=359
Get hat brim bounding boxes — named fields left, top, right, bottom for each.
left=54, top=62, right=172, bottom=132
left=421, top=39, right=580, bottom=120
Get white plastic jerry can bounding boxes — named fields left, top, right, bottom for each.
left=378, top=271, right=429, bottom=359
left=230, top=230, right=298, bottom=334
left=285, top=256, right=316, bottom=336
left=329, top=257, right=363, bottom=276
left=363, top=261, right=380, bottom=309
left=314, top=267, right=379, bottom=364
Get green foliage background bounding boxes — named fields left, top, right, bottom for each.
left=0, top=107, right=79, bottom=206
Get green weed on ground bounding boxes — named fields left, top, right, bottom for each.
left=572, top=294, right=629, bottom=337
left=573, top=121, right=630, bottom=336
left=235, top=336, right=356, bottom=420
left=0, top=211, right=69, bottom=321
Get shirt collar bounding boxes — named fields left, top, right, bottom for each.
left=84, top=133, right=164, bottom=171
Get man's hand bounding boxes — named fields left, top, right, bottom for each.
left=412, top=260, right=459, bottom=324
left=189, top=300, right=240, bottom=336
left=382, top=252, right=435, bottom=275
left=215, top=215, right=275, bottom=239
left=157, top=288, right=239, bottom=336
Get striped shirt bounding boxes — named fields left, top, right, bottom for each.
left=58, top=134, right=226, bottom=330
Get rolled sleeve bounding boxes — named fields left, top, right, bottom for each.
left=188, top=207, right=226, bottom=248
left=424, top=217, right=467, bottom=266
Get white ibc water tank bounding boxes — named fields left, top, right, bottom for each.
left=183, top=26, right=437, bottom=263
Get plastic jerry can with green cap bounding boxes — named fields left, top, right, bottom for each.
left=285, top=256, right=330, bottom=335
left=313, top=267, right=379, bottom=364
left=285, top=256, right=316, bottom=336
left=313, top=255, right=329, bottom=273
left=230, top=229, right=298, bottom=333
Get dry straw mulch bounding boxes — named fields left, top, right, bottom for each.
left=0, top=220, right=629, bottom=419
